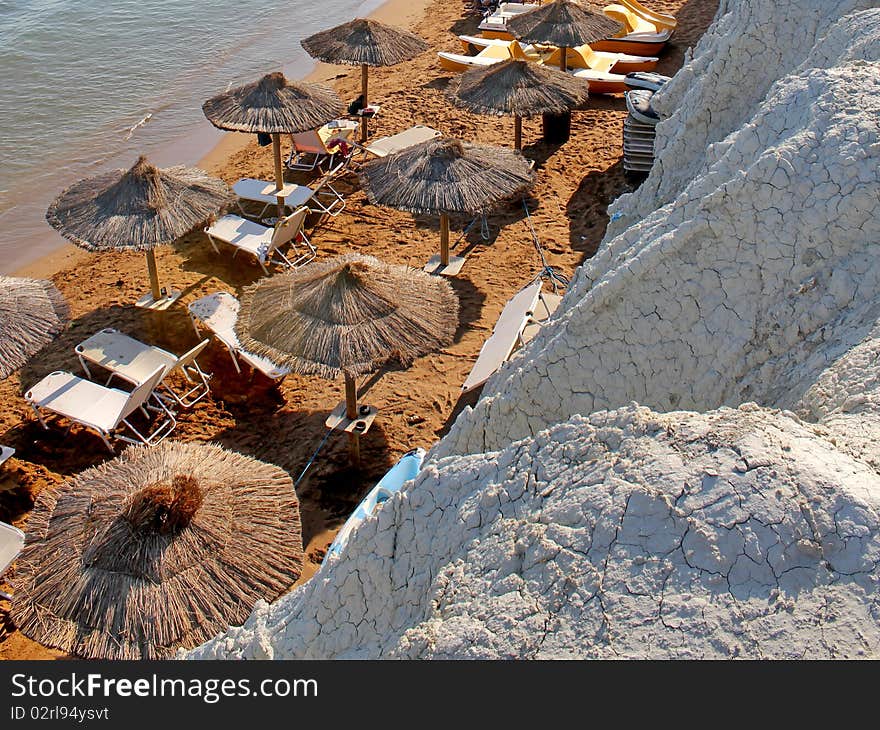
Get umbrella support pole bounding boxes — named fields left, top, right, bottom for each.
left=424, top=213, right=465, bottom=276
left=346, top=374, right=361, bottom=467
left=272, top=133, right=286, bottom=220
left=514, top=116, right=523, bottom=151
left=359, top=64, right=369, bottom=143
left=136, top=249, right=180, bottom=311
left=324, top=373, right=378, bottom=469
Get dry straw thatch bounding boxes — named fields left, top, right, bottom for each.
left=448, top=59, right=591, bottom=117
left=506, top=0, right=623, bottom=47
left=10, top=441, right=303, bottom=660
left=0, top=275, right=69, bottom=380
left=45, top=156, right=235, bottom=252
left=358, top=137, right=534, bottom=215
left=301, top=18, right=429, bottom=67
left=202, top=72, right=344, bottom=134
left=235, top=253, right=459, bottom=379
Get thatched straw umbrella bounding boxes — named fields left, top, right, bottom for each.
left=46, top=156, right=234, bottom=310
left=203, top=72, right=344, bottom=216
left=301, top=18, right=429, bottom=142
left=0, top=275, right=69, bottom=380
left=10, top=440, right=303, bottom=660
left=448, top=59, right=591, bottom=150
left=507, top=0, right=623, bottom=71
left=236, top=253, right=458, bottom=465
left=359, top=137, right=534, bottom=275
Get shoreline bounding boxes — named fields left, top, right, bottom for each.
left=12, top=0, right=434, bottom=281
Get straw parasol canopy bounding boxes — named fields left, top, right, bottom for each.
left=46, top=156, right=234, bottom=309
left=47, top=156, right=233, bottom=252
left=236, top=253, right=458, bottom=464
left=236, top=253, right=458, bottom=377
left=0, top=275, right=69, bottom=380
left=359, top=136, right=533, bottom=215
left=507, top=0, right=623, bottom=69
left=203, top=72, right=344, bottom=215
left=10, top=440, right=303, bottom=660
left=448, top=59, right=591, bottom=149
left=301, top=18, right=428, bottom=69
left=202, top=72, right=343, bottom=135
left=301, top=19, right=428, bottom=143
left=359, top=137, right=534, bottom=272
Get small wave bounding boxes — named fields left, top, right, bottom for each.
left=123, top=113, right=153, bottom=141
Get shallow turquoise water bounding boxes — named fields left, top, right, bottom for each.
left=0, top=0, right=380, bottom=272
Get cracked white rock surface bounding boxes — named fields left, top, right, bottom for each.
left=190, top=406, right=880, bottom=659
left=187, top=2, right=880, bottom=659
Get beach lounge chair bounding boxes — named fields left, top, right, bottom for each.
left=286, top=118, right=359, bottom=172
left=361, top=125, right=443, bottom=159
left=462, top=280, right=561, bottom=393
left=25, top=365, right=175, bottom=452
left=75, top=328, right=211, bottom=408
left=234, top=159, right=350, bottom=221
left=188, top=292, right=291, bottom=381
left=0, top=446, right=13, bottom=467
left=205, top=207, right=315, bottom=274
left=0, top=521, right=25, bottom=601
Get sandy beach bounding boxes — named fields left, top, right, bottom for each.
left=0, top=0, right=718, bottom=659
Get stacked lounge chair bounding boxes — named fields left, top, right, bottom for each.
left=622, top=72, right=669, bottom=175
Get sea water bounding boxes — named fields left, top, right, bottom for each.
left=0, top=0, right=383, bottom=273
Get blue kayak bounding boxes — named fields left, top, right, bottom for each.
left=323, top=448, right=425, bottom=566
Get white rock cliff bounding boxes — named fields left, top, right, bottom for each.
left=188, top=0, right=880, bottom=659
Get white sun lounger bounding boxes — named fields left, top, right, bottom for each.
left=462, top=281, right=561, bottom=394
left=363, top=125, right=442, bottom=158
left=75, top=328, right=211, bottom=408
left=0, top=446, right=13, bottom=467
left=25, top=365, right=175, bottom=453
left=205, top=207, right=315, bottom=274
left=188, top=292, right=291, bottom=381
left=0, top=521, right=25, bottom=601
left=234, top=163, right=349, bottom=221
left=232, top=179, right=304, bottom=220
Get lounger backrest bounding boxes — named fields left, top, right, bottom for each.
left=270, top=207, right=309, bottom=250
left=290, top=129, right=325, bottom=155
left=0, top=521, right=25, bottom=578
left=171, top=339, right=210, bottom=372
left=118, top=365, right=167, bottom=422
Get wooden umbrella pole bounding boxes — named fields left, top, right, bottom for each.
left=344, top=372, right=361, bottom=467
left=360, top=64, right=369, bottom=143
left=514, top=116, right=523, bottom=151
left=145, top=248, right=162, bottom=301
left=440, top=213, right=450, bottom=267
left=272, top=133, right=285, bottom=219
left=560, top=46, right=567, bottom=72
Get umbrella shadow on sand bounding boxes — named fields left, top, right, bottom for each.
left=209, top=405, right=395, bottom=550
left=565, top=159, right=629, bottom=258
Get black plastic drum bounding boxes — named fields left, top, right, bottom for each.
left=542, top=111, right=571, bottom=144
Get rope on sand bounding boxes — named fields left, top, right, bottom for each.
left=522, top=197, right=569, bottom=293
left=294, top=427, right=345, bottom=489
